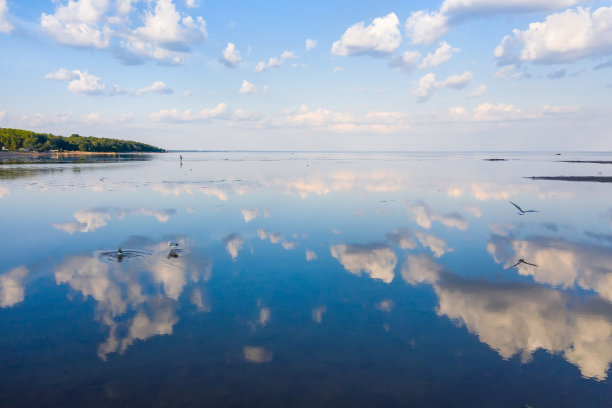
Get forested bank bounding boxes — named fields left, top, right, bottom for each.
left=0, top=128, right=165, bottom=153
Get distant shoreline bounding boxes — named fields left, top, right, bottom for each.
left=0, top=151, right=161, bottom=159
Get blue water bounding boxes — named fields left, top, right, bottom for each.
left=1, top=151, right=612, bottom=407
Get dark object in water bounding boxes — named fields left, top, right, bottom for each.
left=558, top=160, right=612, bottom=164
left=483, top=158, right=506, bottom=161
left=526, top=176, right=612, bottom=183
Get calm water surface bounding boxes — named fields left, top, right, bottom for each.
left=1, top=151, right=612, bottom=407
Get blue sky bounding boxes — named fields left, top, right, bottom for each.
left=0, top=0, right=611, bottom=150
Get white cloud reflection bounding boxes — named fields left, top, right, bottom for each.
left=54, top=238, right=209, bottom=360
left=402, top=253, right=612, bottom=380
left=53, top=207, right=175, bottom=234
left=488, top=234, right=612, bottom=303
left=243, top=346, right=273, bottom=363
left=0, top=266, right=29, bottom=308
left=330, top=244, right=397, bottom=283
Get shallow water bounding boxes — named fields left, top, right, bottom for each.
left=1, top=151, right=612, bottom=407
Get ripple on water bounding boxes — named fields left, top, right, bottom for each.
left=98, top=249, right=153, bottom=263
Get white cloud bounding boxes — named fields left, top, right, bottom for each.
left=116, top=0, right=137, bottom=15
left=185, top=0, right=197, bottom=8
left=0, top=266, right=29, bottom=307
left=239, top=79, right=256, bottom=94
left=330, top=244, right=397, bottom=283
left=219, top=42, right=242, bottom=67
left=0, top=110, right=5, bottom=124
left=45, top=68, right=106, bottom=95
left=405, top=0, right=578, bottom=45
left=150, top=102, right=227, bottom=122
left=305, top=38, right=317, bottom=50
left=254, top=51, right=296, bottom=72
left=280, top=50, right=296, bottom=59
left=331, top=12, right=401, bottom=56
left=122, top=0, right=207, bottom=64
left=495, top=6, right=612, bottom=64
left=466, top=84, right=487, bottom=98
left=473, top=102, right=522, bottom=121
left=405, top=11, right=449, bottom=45
left=389, top=50, right=421, bottom=73
left=41, top=0, right=111, bottom=49
left=135, top=81, right=173, bottom=95
left=418, top=41, right=458, bottom=68
left=438, top=71, right=473, bottom=88
left=0, top=0, right=14, bottom=34
left=412, top=71, right=472, bottom=102
left=44, top=67, right=79, bottom=81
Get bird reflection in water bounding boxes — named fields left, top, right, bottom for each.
left=506, top=259, right=539, bottom=269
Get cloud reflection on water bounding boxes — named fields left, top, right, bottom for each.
left=330, top=244, right=397, bottom=283
left=403, top=253, right=612, bottom=380
left=54, top=238, right=211, bottom=360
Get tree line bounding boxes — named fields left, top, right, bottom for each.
left=0, top=128, right=165, bottom=153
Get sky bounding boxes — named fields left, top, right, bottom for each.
left=0, top=0, right=611, bottom=151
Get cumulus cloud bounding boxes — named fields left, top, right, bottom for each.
left=495, top=6, right=612, bottom=65
left=405, top=0, right=578, bottom=45
left=0, top=266, right=29, bottom=307
left=331, top=12, right=401, bottom=56
left=412, top=71, right=472, bottom=102
left=418, top=41, right=459, bottom=69
left=45, top=68, right=106, bottom=95
left=466, top=84, right=487, bottom=98
left=121, top=0, right=207, bottom=65
left=279, top=104, right=410, bottom=133
left=0, top=0, right=14, bottom=34
left=305, top=38, right=317, bottom=50
left=219, top=42, right=242, bottom=67
left=41, top=0, right=111, bottom=49
left=330, top=243, right=397, bottom=283
left=150, top=102, right=227, bottom=122
left=135, top=81, right=174, bottom=95
left=238, top=79, right=257, bottom=94
left=405, top=11, right=449, bottom=45
left=254, top=51, right=295, bottom=72
left=388, top=50, right=421, bottom=73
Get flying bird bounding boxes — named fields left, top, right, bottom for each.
left=509, top=201, right=538, bottom=215
left=507, top=259, right=538, bottom=269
